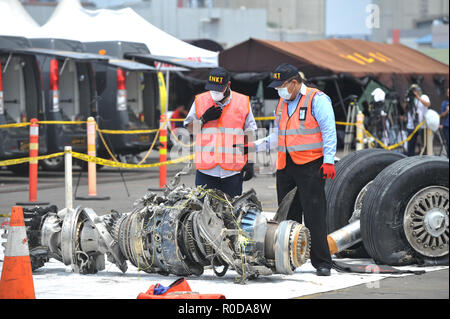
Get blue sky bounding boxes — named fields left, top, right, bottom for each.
left=326, top=0, right=373, bottom=36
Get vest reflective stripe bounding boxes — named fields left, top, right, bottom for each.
left=201, top=128, right=218, bottom=134
left=199, top=127, right=245, bottom=135
left=280, top=127, right=322, bottom=135
left=277, top=86, right=324, bottom=169
left=278, top=142, right=324, bottom=152
left=194, top=91, right=249, bottom=171
left=219, top=127, right=245, bottom=135
left=276, top=102, right=285, bottom=126
left=299, top=90, right=314, bottom=129
left=195, top=146, right=241, bottom=154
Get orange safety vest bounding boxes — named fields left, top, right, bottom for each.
left=194, top=91, right=249, bottom=171
left=277, top=86, right=323, bottom=170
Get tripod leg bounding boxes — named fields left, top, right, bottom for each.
left=118, top=167, right=130, bottom=197
left=74, top=169, right=82, bottom=199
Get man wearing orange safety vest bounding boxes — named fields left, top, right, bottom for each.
left=253, top=63, right=337, bottom=276
left=184, top=67, right=257, bottom=197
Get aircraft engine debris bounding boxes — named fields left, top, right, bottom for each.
left=6, top=178, right=311, bottom=283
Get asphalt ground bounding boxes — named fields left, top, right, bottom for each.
left=0, top=150, right=448, bottom=299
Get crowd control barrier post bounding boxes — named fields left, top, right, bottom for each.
left=426, top=128, right=434, bottom=155
left=16, top=118, right=49, bottom=206
left=65, top=146, right=73, bottom=210
left=159, top=114, right=167, bottom=189
left=75, top=117, right=109, bottom=201
left=356, top=111, right=365, bottom=150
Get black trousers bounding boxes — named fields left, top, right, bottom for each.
left=276, top=155, right=332, bottom=270
left=195, top=170, right=243, bottom=198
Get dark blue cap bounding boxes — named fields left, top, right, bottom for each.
left=268, top=63, right=299, bottom=88
left=205, top=67, right=230, bottom=91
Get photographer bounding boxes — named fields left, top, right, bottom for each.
left=402, top=84, right=431, bottom=156
left=369, top=88, right=389, bottom=146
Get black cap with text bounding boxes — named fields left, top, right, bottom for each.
left=268, top=63, right=299, bottom=88
left=205, top=67, right=230, bottom=92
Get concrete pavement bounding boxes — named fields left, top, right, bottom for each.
left=0, top=154, right=448, bottom=299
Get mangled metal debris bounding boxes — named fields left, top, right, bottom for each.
left=8, top=175, right=311, bottom=283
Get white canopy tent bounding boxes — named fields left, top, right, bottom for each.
left=1, top=0, right=217, bottom=114
left=36, top=0, right=218, bottom=65
left=0, top=0, right=41, bottom=37
left=0, top=0, right=157, bottom=72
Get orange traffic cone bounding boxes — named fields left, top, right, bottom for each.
left=0, top=206, right=35, bottom=299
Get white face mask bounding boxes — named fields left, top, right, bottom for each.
left=276, top=87, right=292, bottom=100
left=210, top=90, right=225, bottom=102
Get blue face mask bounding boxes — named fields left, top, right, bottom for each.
left=276, top=87, right=292, bottom=100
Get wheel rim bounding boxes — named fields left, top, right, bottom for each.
left=44, top=157, right=63, bottom=167
left=404, top=186, right=449, bottom=258
left=350, top=181, right=373, bottom=223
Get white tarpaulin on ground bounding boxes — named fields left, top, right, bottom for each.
left=0, top=0, right=41, bottom=37
left=0, top=216, right=448, bottom=299
left=35, top=0, right=218, bottom=65
left=0, top=243, right=447, bottom=299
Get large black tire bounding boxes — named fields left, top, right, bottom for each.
left=360, top=156, right=449, bottom=266
left=325, top=149, right=406, bottom=258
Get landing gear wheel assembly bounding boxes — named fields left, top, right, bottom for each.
left=361, top=156, right=449, bottom=266
left=325, top=149, right=406, bottom=258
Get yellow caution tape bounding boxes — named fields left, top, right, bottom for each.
left=255, top=116, right=275, bottom=121
left=0, top=121, right=87, bottom=129
left=94, top=121, right=167, bottom=165
left=136, top=129, right=160, bottom=165
left=96, top=118, right=169, bottom=135
left=335, top=121, right=358, bottom=126
left=0, top=152, right=66, bottom=166
left=0, top=114, right=425, bottom=164
left=0, top=214, right=11, bottom=218
left=70, top=151, right=193, bottom=168
left=364, top=120, right=425, bottom=150
left=0, top=150, right=192, bottom=169
left=96, top=128, right=160, bottom=134
left=95, top=123, right=120, bottom=163
left=166, top=116, right=360, bottom=125
left=166, top=124, right=195, bottom=148
left=38, top=121, right=88, bottom=125
left=0, top=122, right=31, bottom=129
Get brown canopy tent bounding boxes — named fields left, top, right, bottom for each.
left=219, top=38, right=449, bottom=114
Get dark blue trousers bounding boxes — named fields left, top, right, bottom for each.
left=195, top=170, right=243, bottom=198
